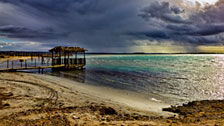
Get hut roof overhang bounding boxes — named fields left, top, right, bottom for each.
left=49, top=46, right=88, bottom=53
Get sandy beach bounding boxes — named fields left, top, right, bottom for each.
left=0, top=72, right=224, bottom=126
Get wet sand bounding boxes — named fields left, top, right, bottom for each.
left=0, top=72, right=224, bottom=125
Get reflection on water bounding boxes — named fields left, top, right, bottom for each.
left=50, top=70, right=86, bottom=83
left=0, top=57, right=52, bottom=69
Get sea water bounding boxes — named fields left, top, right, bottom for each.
left=57, top=54, right=224, bottom=104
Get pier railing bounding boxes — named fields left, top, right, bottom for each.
left=0, top=56, right=86, bottom=72
left=52, top=58, right=86, bottom=65
left=0, top=46, right=87, bottom=72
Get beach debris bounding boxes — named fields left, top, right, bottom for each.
left=99, top=106, right=117, bottom=115
left=163, top=100, right=224, bottom=124
left=3, top=103, right=10, bottom=107
left=72, top=115, right=79, bottom=119
left=151, top=98, right=161, bottom=102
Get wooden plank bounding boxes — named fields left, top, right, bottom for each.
left=0, top=64, right=65, bottom=72
left=0, top=64, right=85, bottom=72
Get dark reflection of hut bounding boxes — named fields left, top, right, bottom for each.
left=51, top=70, right=86, bottom=83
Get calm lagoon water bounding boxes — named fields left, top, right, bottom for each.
left=57, top=54, right=224, bottom=104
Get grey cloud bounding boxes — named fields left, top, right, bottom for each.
left=0, top=0, right=152, bottom=52
left=136, top=0, right=224, bottom=45
left=128, top=30, right=170, bottom=39
left=167, top=24, right=224, bottom=36
left=190, top=0, right=224, bottom=24
left=139, top=1, right=188, bottom=24
left=0, top=25, right=27, bottom=33
left=189, top=25, right=224, bottom=36
left=0, top=25, right=66, bottom=39
left=166, top=24, right=193, bottom=32
left=0, top=0, right=224, bottom=52
left=0, top=41, right=12, bottom=48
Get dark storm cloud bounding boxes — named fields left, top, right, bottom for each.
left=166, top=24, right=224, bottom=36
left=0, top=0, right=109, bottom=15
left=128, top=30, right=170, bottom=39
left=137, top=0, right=224, bottom=45
left=188, top=25, right=224, bottom=36
left=0, top=25, right=66, bottom=39
left=139, top=1, right=187, bottom=24
left=0, top=0, right=224, bottom=52
left=0, top=0, right=153, bottom=51
left=190, top=0, right=224, bottom=24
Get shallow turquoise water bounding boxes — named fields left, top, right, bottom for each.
left=74, top=54, right=224, bottom=104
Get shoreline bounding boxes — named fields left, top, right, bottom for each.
left=43, top=72, right=173, bottom=115
left=0, top=72, right=224, bottom=125
left=0, top=72, right=170, bottom=125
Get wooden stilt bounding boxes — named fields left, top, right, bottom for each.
left=68, top=52, right=70, bottom=67
left=35, top=59, right=37, bottom=67
left=41, top=56, right=44, bottom=65
left=84, top=52, right=86, bottom=65
left=12, top=61, right=13, bottom=69
left=7, top=60, right=9, bottom=68
left=25, top=60, right=27, bottom=68
left=75, top=52, right=77, bottom=64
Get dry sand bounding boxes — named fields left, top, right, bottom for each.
left=0, top=72, right=224, bottom=126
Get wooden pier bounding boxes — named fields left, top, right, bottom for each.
left=0, top=46, right=87, bottom=72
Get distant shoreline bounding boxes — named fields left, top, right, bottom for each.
left=1, top=51, right=224, bottom=55
left=86, top=53, right=224, bottom=55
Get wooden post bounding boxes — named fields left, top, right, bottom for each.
left=68, top=52, right=70, bottom=67
left=84, top=52, right=86, bottom=65
left=75, top=52, right=77, bottom=64
left=59, top=51, right=62, bottom=65
left=64, top=52, right=66, bottom=66
left=31, top=54, right=33, bottom=61
left=35, top=59, right=37, bottom=67
left=25, top=60, right=27, bottom=68
left=52, top=51, right=54, bottom=66
left=41, top=56, right=44, bottom=65
left=7, top=60, right=9, bottom=68
left=12, top=61, right=13, bottom=69
left=38, top=54, right=40, bottom=61
left=47, top=58, right=49, bottom=66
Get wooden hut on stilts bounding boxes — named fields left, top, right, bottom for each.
left=49, top=46, right=87, bottom=70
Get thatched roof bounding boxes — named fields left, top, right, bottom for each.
left=49, top=46, right=87, bottom=53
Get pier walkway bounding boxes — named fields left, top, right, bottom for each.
left=0, top=64, right=65, bottom=72
left=0, top=46, right=87, bottom=72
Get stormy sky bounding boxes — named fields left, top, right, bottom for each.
left=0, top=0, right=223, bottom=53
